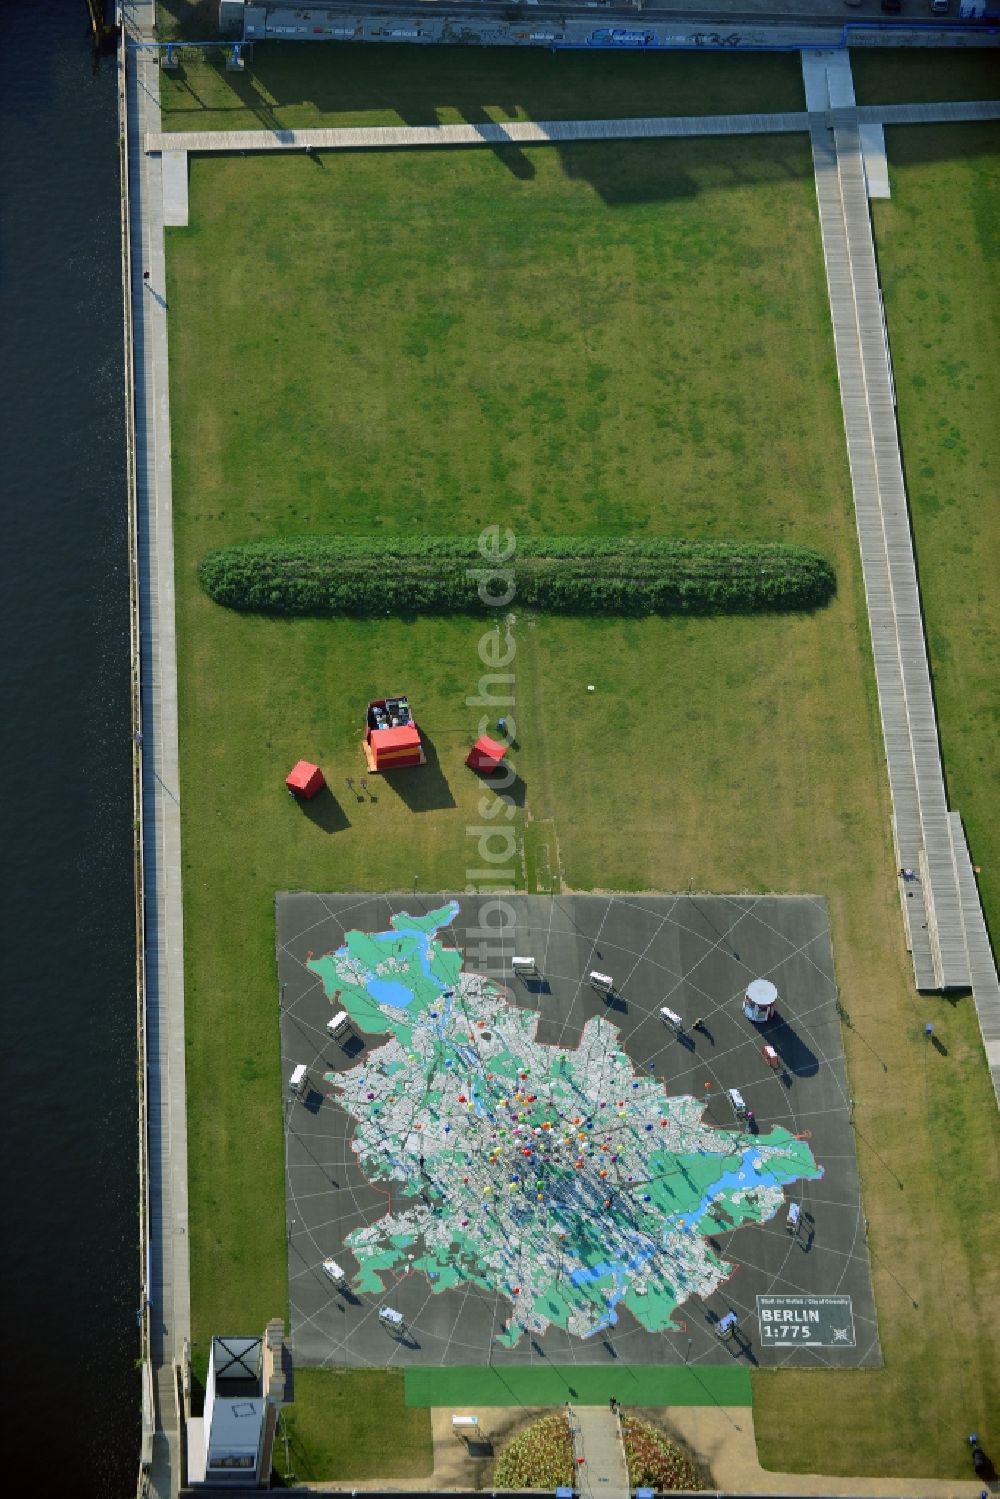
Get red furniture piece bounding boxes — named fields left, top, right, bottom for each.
left=363, top=695, right=425, bottom=772
left=466, top=734, right=508, bottom=774
left=285, top=760, right=325, bottom=800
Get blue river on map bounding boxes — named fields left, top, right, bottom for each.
left=341, top=919, right=454, bottom=1009
left=569, top=1144, right=823, bottom=1329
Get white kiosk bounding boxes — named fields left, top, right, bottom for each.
left=289, top=1064, right=308, bottom=1098
left=659, top=1006, right=683, bottom=1034
left=378, top=1306, right=405, bottom=1336
left=589, top=971, right=614, bottom=996
left=743, top=978, right=778, bottom=1024
left=322, top=1257, right=348, bottom=1286
left=327, top=1011, right=352, bottom=1041
left=727, top=1087, right=748, bottom=1120
left=511, top=956, right=536, bottom=979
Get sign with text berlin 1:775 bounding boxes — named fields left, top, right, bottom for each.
left=756, top=1295, right=856, bottom=1347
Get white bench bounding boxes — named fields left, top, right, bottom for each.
left=452, top=1415, right=479, bottom=1433
left=289, top=1064, right=308, bottom=1097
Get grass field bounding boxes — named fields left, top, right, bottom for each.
left=158, top=41, right=805, bottom=133
left=851, top=46, right=1000, bottom=107
left=165, top=133, right=1000, bottom=1481
left=274, top=1369, right=433, bottom=1483
left=871, top=124, right=1000, bottom=963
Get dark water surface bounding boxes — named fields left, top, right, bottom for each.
left=0, top=3, right=137, bottom=1493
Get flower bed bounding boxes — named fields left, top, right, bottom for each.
left=621, top=1416, right=700, bottom=1491
left=493, top=1412, right=575, bottom=1490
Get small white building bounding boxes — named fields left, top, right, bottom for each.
left=186, top=1321, right=291, bottom=1488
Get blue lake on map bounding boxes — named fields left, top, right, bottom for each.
left=367, top=977, right=418, bottom=1007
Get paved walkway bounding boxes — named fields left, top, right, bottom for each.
left=144, top=98, right=999, bottom=161
left=126, top=3, right=191, bottom=1495
left=808, top=79, right=967, bottom=991
left=145, top=111, right=808, bottom=159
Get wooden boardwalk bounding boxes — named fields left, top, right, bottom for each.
left=808, top=112, right=1000, bottom=1027
left=856, top=101, right=1000, bottom=126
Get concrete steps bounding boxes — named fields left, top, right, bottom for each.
left=569, top=1405, right=630, bottom=1499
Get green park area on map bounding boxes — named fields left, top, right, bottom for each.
left=308, top=902, right=822, bottom=1348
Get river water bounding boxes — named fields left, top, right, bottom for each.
left=0, top=4, right=137, bottom=1493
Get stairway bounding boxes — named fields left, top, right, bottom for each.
left=569, top=1405, right=630, bottom=1499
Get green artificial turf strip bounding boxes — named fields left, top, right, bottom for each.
left=873, top=124, right=1000, bottom=963
left=165, top=134, right=1000, bottom=1481
left=851, top=47, right=1000, bottom=107
left=404, top=1365, right=752, bottom=1408
left=159, top=41, right=805, bottom=132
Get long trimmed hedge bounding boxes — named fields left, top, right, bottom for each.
left=198, top=535, right=836, bottom=617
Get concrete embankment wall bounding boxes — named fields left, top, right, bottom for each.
left=116, top=27, right=155, bottom=1494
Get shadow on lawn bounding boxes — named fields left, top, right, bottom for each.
left=382, top=732, right=457, bottom=813
left=161, top=47, right=823, bottom=204
left=297, top=785, right=350, bottom=834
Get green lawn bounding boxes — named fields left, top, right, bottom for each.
left=165, top=134, right=1000, bottom=1481
left=274, top=1369, right=433, bottom=1483
left=403, top=1366, right=751, bottom=1408
left=851, top=46, right=1000, bottom=107
left=872, top=124, right=1000, bottom=960
left=159, top=42, right=805, bottom=133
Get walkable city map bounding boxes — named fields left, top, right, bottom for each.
left=279, top=892, right=880, bottom=1368
left=306, top=901, right=821, bottom=1346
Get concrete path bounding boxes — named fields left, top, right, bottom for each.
left=161, top=150, right=188, bottom=228
left=145, top=111, right=809, bottom=160
left=570, top=1404, right=630, bottom=1499
left=857, top=123, right=890, bottom=199
left=144, top=98, right=999, bottom=162
left=126, top=3, right=191, bottom=1495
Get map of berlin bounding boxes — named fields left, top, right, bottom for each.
left=308, top=901, right=822, bottom=1348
